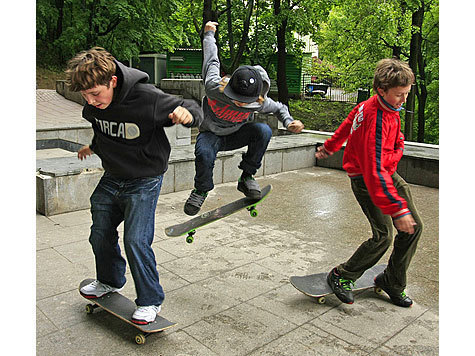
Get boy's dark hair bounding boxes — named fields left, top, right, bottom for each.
left=373, top=58, right=415, bottom=93
left=65, top=47, right=116, bottom=92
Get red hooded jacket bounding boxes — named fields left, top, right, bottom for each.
left=323, top=95, right=409, bottom=219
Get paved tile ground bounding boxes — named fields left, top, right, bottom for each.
left=36, top=89, right=87, bottom=130
left=33, top=89, right=442, bottom=354
left=36, top=167, right=439, bottom=355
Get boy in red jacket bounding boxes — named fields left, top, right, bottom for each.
left=316, top=58, right=423, bottom=307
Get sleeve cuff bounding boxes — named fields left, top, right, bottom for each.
left=283, top=118, right=293, bottom=128
left=392, top=209, right=411, bottom=220
left=322, top=143, right=334, bottom=154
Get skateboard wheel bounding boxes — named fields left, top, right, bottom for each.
left=317, top=296, right=326, bottom=304
left=186, top=235, right=194, bottom=243
left=374, top=287, right=383, bottom=295
left=135, top=334, right=146, bottom=345
left=85, top=304, right=95, bottom=314
left=248, top=207, right=258, bottom=217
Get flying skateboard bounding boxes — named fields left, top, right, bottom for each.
left=290, top=264, right=386, bottom=304
left=165, top=184, right=272, bottom=243
left=79, top=279, right=176, bottom=345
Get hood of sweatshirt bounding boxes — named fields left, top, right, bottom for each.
left=112, top=61, right=149, bottom=104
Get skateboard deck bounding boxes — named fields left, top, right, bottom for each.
left=290, top=264, right=386, bottom=304
left=79, top=279, right=176, bottom=344
left=165, top=184, right=272, bottom=243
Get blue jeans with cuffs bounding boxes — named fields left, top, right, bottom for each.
left=193, top=122, right=272, bottom=192
left=88, top=172, right=164, bottom=307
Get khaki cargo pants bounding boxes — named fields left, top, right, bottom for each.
left=337, top=173, right=424, bottom=293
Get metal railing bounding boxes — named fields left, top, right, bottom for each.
left=301, top=74, right=369, bottom=103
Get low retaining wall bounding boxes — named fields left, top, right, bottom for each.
left=38, top=83, right=438, bottom=215
left=36, top=131, right=438, bottom=216
left=36, top=134, right=318, bottom=216
left=313, top=133, right=439, bottom=188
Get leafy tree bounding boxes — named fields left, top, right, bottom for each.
left=199, top=0, right=330, bottom=105
left=37, top=0, right=330, bottom=106
left=314, top=0, right=438, bottom=143
left=36, top=0, right=437, bottom=143
left=37, top=0, right=196, bottom=66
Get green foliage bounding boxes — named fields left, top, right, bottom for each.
left=313, top=0, right=439, bottom=143
left=216, top=0, right=331, bottom=72
left=36, top=0, right=197, bottom=66
left=289, top=99, right=354, bottom=132
left=36, top=0, right=438, bottom=143
left=36, top=0, right=331, bottom=73
left=310, top=60, right=339, bottom=83
left=420, top=1, right=439, bottom=144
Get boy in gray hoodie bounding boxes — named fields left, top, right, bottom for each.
left=184, top=21, right=304, bottom=215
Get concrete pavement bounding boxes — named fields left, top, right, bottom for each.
left=36, top=166, right=439, bottom=355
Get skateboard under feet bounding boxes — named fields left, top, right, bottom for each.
left=290, top=264, right=386, bottom=304
left=79, top=279, right=176, bottom=344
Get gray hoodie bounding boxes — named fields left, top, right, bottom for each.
left=200, top=30, right=294, bottom=136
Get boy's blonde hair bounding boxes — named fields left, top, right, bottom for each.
left=373, top=58, right=414, bottom=93
left=65, top=47, right=116, bottom=92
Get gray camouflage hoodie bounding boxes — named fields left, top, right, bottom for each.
left=200, top=30, right=294, bottom=136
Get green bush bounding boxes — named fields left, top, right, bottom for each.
left=288, top=99, right=354, bottom=132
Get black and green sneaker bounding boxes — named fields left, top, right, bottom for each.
left=184, top=189, right=208, bottom=216
left=237, top=174, right=261, bottom=199
left=374, top=272, right=413, bottom=307
left=327, top=267, right=355, bottom=304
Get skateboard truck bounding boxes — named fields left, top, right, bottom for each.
left=246, top=205, right=258, bottom=217
left=186, top=230, right=196, bottom=244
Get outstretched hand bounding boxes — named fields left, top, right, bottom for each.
left=205, top=21, right=218, bottom=33
left=287, top=120, right=304, bottom=133
left=315, top=145, right=332, bottom=160
left=169, top=106, right=193, bottom=125
left=78, top=145, right=93, bottom=161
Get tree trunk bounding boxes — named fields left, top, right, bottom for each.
left=202, top=0, right=218, bottom=40
left=202, top=0, right=216, bottom=29
left=226, top=0, right=234, bottom=59
left=229, top=0, right=254, bottom=72
left=202, top=0, right=221, bottom=73
left=86, top=1, right=97, bottom=48
left=405, top=5, right=424, bottom=141
left=54, top=0, right=65, bottom=41
left=414, top=5, right=426, bottom=143
left=274, top=0, right=289, bottom=106
left=417, top=71, right=427, bottom=143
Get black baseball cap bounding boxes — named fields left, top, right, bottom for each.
left=223, top=65, right=263, bottom=103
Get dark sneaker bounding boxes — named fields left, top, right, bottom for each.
left=184, top=189, right=208, bottom=216
left=374, top=272, right=413, bottom=307
left=327, top=267, right=355, bottom=304
left=237, top=175, right=261, bottom=199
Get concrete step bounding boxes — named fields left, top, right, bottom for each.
left=36, top=134, right=318, bottom=216
left=36, top=131, right=438, bottom=216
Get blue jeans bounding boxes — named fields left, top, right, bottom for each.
left=89, top=172, right=164, bottom=306
left=194, top=122, right=272, bottom=192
